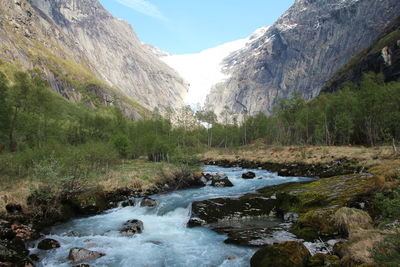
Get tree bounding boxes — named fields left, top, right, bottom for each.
left=0, top=72, right=10, bottom=151
left=196, top=109, right=217, bottom=148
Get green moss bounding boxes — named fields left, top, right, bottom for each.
left=250, top=241, right=311, bottom=267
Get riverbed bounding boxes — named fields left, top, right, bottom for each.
left=32, top=165, right=313, bottom=267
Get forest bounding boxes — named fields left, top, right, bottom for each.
left=1, top=70, right=399, bottom=171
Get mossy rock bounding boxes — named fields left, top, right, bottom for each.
left=294, top=209, right=339, bottom=240
left=64, top=187, right=110, bottom=215
left=291, top=226, right=320, bottom=242
left=250, top=241, right=311, bottom=267
left=308, top=253, right=340, bottom=267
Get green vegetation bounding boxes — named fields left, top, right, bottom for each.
left=241, top=73, right=400, bottom=147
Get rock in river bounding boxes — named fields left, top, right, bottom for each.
left=120, top=219, right=144, bottom=236
left=242, top=172, right=256, bottom=179
left=211, top=176, right=234, bottom=187
left=37, top=238, right=60, bottom=250
left=68, top=248, right=105, bottom=263
left=140, top=197, right=158, bottom=207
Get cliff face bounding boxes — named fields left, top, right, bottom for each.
left=0, top=0, right=187, bottom=116
left=322, top=16, right=400, bottom=93
left=205, top=0, right=400, bottom=119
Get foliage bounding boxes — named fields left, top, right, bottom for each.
left=373, top=230, right=400, bottom=267
left=375, top=187, right=400, bottom=221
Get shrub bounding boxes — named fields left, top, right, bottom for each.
left=375, top=187, right=400, bottom=221
left=112, top=134, right=130, bottom=158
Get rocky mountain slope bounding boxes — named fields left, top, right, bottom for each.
left=205, top=0, right=400, bottom=119
left=0, top=0, right=187, bottom=117
left=322, top=16, right=400, bottom=93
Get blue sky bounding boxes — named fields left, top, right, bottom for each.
left=99, top=0, right=294, bottom=54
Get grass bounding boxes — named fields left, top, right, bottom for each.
left=202, top=145, right=397, bottom=167
left=334, top=207, right=373, bottom=234
left=98, top=159, right=178, bottom=191
left=0, top=158, right=179, bottom=215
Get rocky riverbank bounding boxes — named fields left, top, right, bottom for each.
left=0, top=171, right=210, bottom=266
left=188, top=161, right=383, bottom=266
left=204, top=157, right=362, bottom=178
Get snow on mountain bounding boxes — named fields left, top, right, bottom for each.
left=159, top=27, right=269, bottom=107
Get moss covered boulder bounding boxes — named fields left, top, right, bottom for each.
left=63, top=187, right=111, bottom=215
left=308, top=253, right=341, bottom=267
left=250, top=241, right=311, bottom=267
left=254, top=173, right=378, bottom=241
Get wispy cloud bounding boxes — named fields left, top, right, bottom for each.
left=114, top=0, right=165, bottom=20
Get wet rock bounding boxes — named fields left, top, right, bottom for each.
left=190, top=197, right=276, bottom=225
left=120, top=220, right=144, bottom=236
left=37, top=238, right=60, bottom=250
left=140, top=197, right=158, bottom=207
left=227, top=255, right=237, bottom=260
left=68, top=248, right=105, bottom=263
left=0, top=238, right=29, bottom=262
left=242, top=172, right=256, bottom=179
left=187, top=217, right=206, bottom=228
left=67, top=231, right=81, bottom=237
left=29, top=254, right=40, bottom=262
left=250, top=241, right=311, bottom=267
left=74, top=264, right=91, bottom=267
left=5, top=204, right=22, bottom=214
left=284, top=212, right=299, bottom=223
left=204, top=173, right=213, bottom=180
left=211, top=176, right=234, bottom=187
left=121, top=199, right=135, bottom=208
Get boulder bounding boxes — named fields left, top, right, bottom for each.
left=211, top=176, right=234, bottom=187
left=121, top=199, right=135, bottom=208
left=5, top=204, right=22, bottom=214
left=250, top=241, right=311, bottom=267
left=187, top=217, right=206, bottom=228
left=0, top=238, right=29, bottom=262
left=120, top=219, right=144, bottom=236
left=37, top=239, right=60, bottom=250
left=68, top=248, right=105, bottom=263
left=242, top=172, right=256, bottom=179
left=63, top=187, right=110, bottom=215
left=140, top=197, right=158, bottom=207
left=190, top=197, right=276, bottom=225
left=309, top=253, right=341, bottom=267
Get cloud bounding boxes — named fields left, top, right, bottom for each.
left=114, top=0, right=165, bottom=20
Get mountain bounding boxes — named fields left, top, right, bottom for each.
left=322, top=16, right=400, bottom=93
left=0, top=0, right=188, bottom=117
left=204, top=0, right=400, bottom=119
left=159, top=27, right=269, bottom=107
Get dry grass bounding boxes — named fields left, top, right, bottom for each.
left=334, top=207, right=373, bottom=234
left=342, top=229, right=387, bottom=265
left=98, top=160, right=178, bottom=191
left=0, top=160, right=178, bottom=215
left=202, top=145, right=396, bottom=166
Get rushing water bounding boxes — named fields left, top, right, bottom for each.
left=32, top=165, right=313, bottom=267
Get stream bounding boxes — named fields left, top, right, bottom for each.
left=32, top=165, right=313, bottom=267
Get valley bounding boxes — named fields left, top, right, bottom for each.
left=0, top=0, right=399, bottom=266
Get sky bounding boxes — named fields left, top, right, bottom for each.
left=99, top=0, right=294, bottom=54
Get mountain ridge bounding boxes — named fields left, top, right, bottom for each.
left=0, top=0, right=188, bottom=117
left=204, top=0, right=400, bottom=119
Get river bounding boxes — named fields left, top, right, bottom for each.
left=32, top=165, right=313, bottom=267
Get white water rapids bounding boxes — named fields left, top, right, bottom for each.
left=31, top=166, right=313, bottom=267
